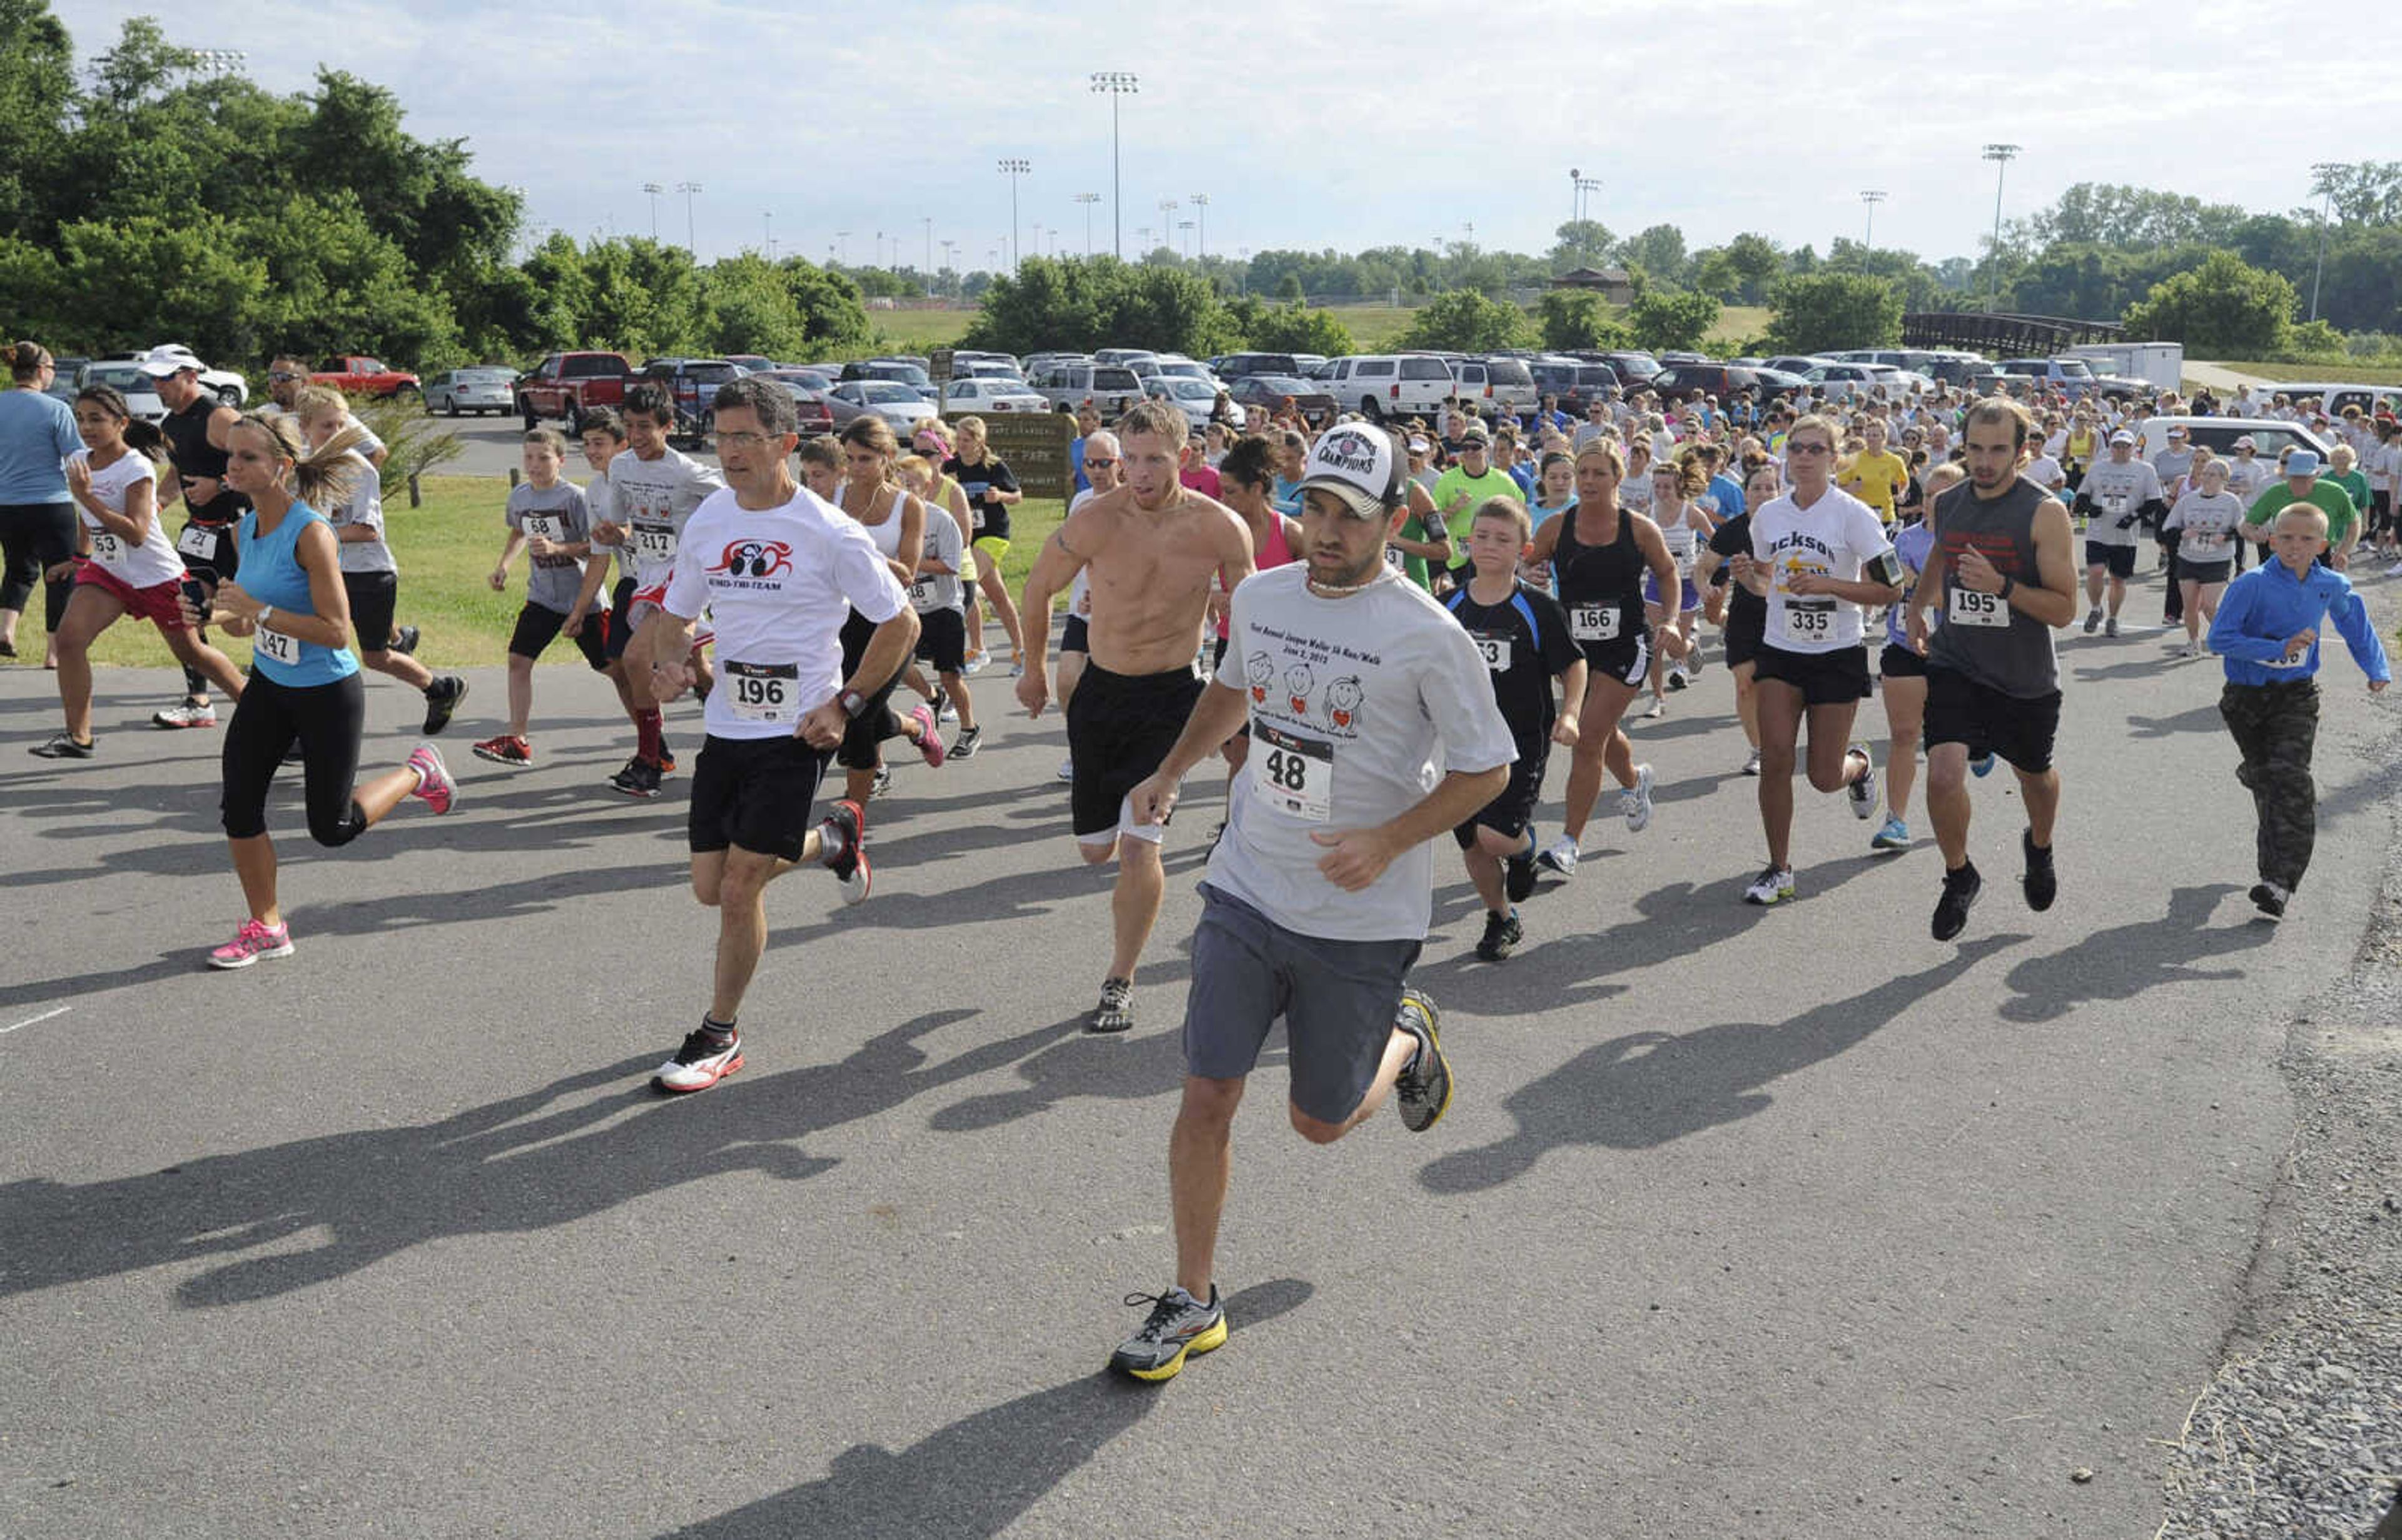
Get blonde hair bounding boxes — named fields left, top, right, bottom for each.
left=291, top=385, right=348, bottom=424
left=1786, top=413, right=1842, bottom=453
left=231, top=411, right=369, bottom=510
left=1573, top=436, right=1626, bottom=477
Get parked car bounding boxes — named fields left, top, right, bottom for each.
left=635, top=358, right=749, bottom=447
left=44, top=356, right=90, bottom=403
left=1322, top=353, right=1458, bottom=421
left=1995, top=357, right=2099, bottom=398
left=1213, top=352, right=1301, bottom=382
left=1655, top=350, right=1710, bottom=366
left=1021, top=351, right=1091, bottom=378
left=1760, top=355, right=1832, bottom=377
left=1144, top=376, right=1224, bottom=428
left=1029, top=362, right=1144, bottom=416
left=311, top=355, right=420, bottom=399
left=1799, top=362, right=1887, bottom=402
left=839, top=358, right=938, bottom=401
left=942, top=377, right=1050, bottom=413
left=1646, top=363, right=1769, bottom=403
left=2134, top=416, right=2331, bottom=467
left=955, top=361, right=1028, bottom=383
left=89, top=349, right=248, bottom=408
left=2266, top=382, right=2402, bottom=422
left=1227, top=374, right=1337, bottom=426
left=1152, top=357, right=1217, bottom=387
left=951, top=348, right=1022, bottom=372
left=723, top=354, right=774, bottom=374
left=1093, top=347, right=1157, bottom=368
left=1451, top=357, right=1539, bottom=417
left=826, top=380, right=938, bottom=433
left=1601, top=350, right=1663, bottom=385
left=423, top=367, right=517, bottom=417
left=760, top=373, right=838, bottom=436
left=1751, top=367, right=1811, bottom=398
left=516, top=351, right=637, bottom=432
left=764, top=367, right=836, bottom=395
left=1524, top=357, right=1619, bottom=415
left=76, top=361, right=170, bottom=422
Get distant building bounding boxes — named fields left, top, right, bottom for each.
left=1550, top=266, right=1636, bottom=305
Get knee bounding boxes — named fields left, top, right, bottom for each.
left=1804, top=766, right=1848, bottom=793
left=1288, top=1103, right=1347, bottom=1145
left=1474, top=826, right=1521, bottom=858
left=1078, top=839, right=1117, bottom=867
left=307, top=803, right=365, bottom=849
left=1177, top=1077, right=1244, bottom=1128
left=692, top=878, right=722, bottom=906
left=360, top=649, right=392, bottom=667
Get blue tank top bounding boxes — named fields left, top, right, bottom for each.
left=236, top=500, right=359, bottom=687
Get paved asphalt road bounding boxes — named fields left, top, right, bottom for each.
left=2, top=568, right=2395, bottom=1538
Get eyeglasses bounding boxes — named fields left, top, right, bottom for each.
left=268, top=372, right=304, bottom=382
left=1082, top=457, right=1117, bottom=469
left=1785, top=441, right=1834, bottom=456
left=716, top=430, right=781, bottom=451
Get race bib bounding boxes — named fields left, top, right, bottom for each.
left=1780, top=600, right=1836, bottom=645
left=1570, top=604, right=1620, bottom=642
left=1250, top=721, right=1334, bottom=823
left=178, top=524, right=217, bottom=560
left=521, top=514, right=565, bottom=544
left=1948, top=587, right=2008, bottom=628
left=1470, top=631, right=1512, bottom=672
left=2263, top=651, right=2306, bottom=671
left=724, top=660, right=799, bottom=723
left=254, top=625, right=300, bottom=667
left=633, top=522, right=677, bottom=564
left=907, top=577, right=946, bottom=612
left=88, top=530, right=126, bottom=566
left=1384, top=544, right=1407, bottom=571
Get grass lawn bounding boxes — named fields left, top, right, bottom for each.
left=3, top=474, right=1070, bottom=674
left=2212, top=360, right=2402, bottom=387
left=864, top=301, right=1780, bottom=358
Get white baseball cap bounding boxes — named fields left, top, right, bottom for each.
left=2109, top=430, right=2136, bottom=446
left=135, top=344, right=205, bottom=378
left=1296, top=423, right=1401, bottom=520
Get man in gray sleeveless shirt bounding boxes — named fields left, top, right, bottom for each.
left=1906, top=398, right=2080, bottom=941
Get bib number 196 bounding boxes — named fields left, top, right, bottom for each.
left=726, top=660, right=799, bottom=723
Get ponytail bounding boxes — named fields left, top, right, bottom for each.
left=233, top=411, right=368, bottom=509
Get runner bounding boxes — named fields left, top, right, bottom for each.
left=2241, top=450, right=2359, bottom=571
left=1431, top=423, right=1515, bottom=587
left=1907, top=398, right=2077, bottom=940
left=1693, top=460, right=1783, bottom=776
left=0, top=341, right=81, bottom=667
left=1837, top=416, right=1908, bottom=529
left=555, top=410, right=654, bottom=767
left=893, top=453, right=978, bottom=759
left=30, top=385, right=246, bottom=758
left=633, top=377, right=916, bottom=1092
left=1641, top=457, right=1713, bottom=708
left=945, top=416, right=1028, bottom=674
left=1528, top=437, right=1678, bottom=878
left=831, top=417, right=944, bottom=804
left=1444, top=496, right=1584, bottom=961
left=1870, top=460, right=1967, bottom=853
left=606, top=383, right=723, bottom=798
left=1052, top=429, right=1122, bottom=781
left=2070, top=430, right=2166, bottom=637
left=2162, top=456, right=2244, bottom=658
left=472, top=430, right=617, bottom=766
left=195, top=413, right=456, bottom=970
left=1016, top=398, right=1257, bottom=1035
left=1207, top=434, right=1302, bottom=793
left=2207, top=504, right=2389, bottom=919
left=143, top=345, right=246, bottom=728
left=1105, top=422, right=1513, bottom=1382
left=291, top=388, right=466, bottom=735
left=1730, top=413, right=1903, bottom=906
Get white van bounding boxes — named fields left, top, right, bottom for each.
left=1322, top=353, right=1457, bottom=420
left=2266, top=382, right=2402, bottom=423
left=1452, top=356, right=1540, bottom=417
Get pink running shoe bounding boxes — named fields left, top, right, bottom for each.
left=407, top=742, right=456, bottom=815
left=909, top=704, right=945, bottom=767
left=208, top=919, right=293, bottom=970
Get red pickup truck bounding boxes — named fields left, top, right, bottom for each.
left=312, top=356, right=422, bottom=398
left=515, top=352, right=637, bottom=433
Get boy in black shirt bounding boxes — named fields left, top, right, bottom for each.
left=1444, top=497, right=1587, bottom=960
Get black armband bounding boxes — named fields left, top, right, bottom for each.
left=1865, top=549, right=1907, bottom=588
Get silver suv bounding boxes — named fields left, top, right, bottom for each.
left=1030, top=362, right=1143, bottom=416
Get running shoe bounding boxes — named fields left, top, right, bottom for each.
left=1391, top=988, right=1452, bottom=1132
left=654, top=1026, right=743, bottom=1094
left=2386, top=561, right=2402, bottom=579
left=962, top=649, right=990, bottom=676
left=472, top=734, right=532, bottom=767
left=1009, top=657, right=1025, bottom=677
left=1742, top=864, right=1795, bottom=906
left=1871, top=814, right=1911, bottom=853
left=1535, top=835, right=1579, bottom=877
left=1740, top=747, right=1761, bottom=776
left=1088, top=976, right=1135, bottom=1035
left=1622, top=763, right=1656, bottom=833
left=1503, top=827, right=1539, bottom=903
left=1666, top=663, right=1690, bottom=692
left=421, top=676, right=469, bottom=736
left=819, top=799, right=869, bottom=904
left=0, top=639, right=13, bottom=657
left=1476, top=908, right=1523, bottom=963
left=1639, top=697, right=1667, bottom=719
left=931, top=686, right=956, bottom=724
left=1110, top=1285, right=1226, bottom=1382
left=950, top=724, right=983, bottom=760
left=151, top=701, right=217, bottom=729
left=208, top=918, right=293, bottom=970
left=607, top=756, right=662, bottom=799
left=1970, top=751, right=1995, bottom=778
left=2020, top=829, right=2057, bottom=912
left=909, top=704, right=945, bottom=767
left=1686, top=647, right=1705, bottom=678
left=870, top=764, right=892, bottom=797
left=29, top=732, right=94, bottom=759
left=2104, top=616, right=2119, bottom=638
left=406, top=743, right=456, bottom=815
left=1057, top=756, right=1075, bottom=783
left=2249, top=881, right=2289, bottom=919
left=1932, top=862, right=1982, bottom=941
left=2082, top=607, right=2102, bottom=634
left=656, top=747, right=677, bottom=776
left=1845, top=741, right=1878, bottom=820
left=390, top=625, right=421, bottom=656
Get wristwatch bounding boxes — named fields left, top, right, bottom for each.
left=1996, top=575, right=2015, bottom=602
left=838, top=689, right=868, bottom=719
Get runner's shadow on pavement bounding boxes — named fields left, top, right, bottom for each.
left=1997, top=884, right=2265, bottom=1023
left=0, top=1006, right=1080, bottom=1306
left=654, top=1279, right=1313, bottom=1540
left=1419, top=935, right=2020, bottom=1191
left=2124, top=703, right=2225, bottom=739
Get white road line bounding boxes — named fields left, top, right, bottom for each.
left=0, top=1005, right=71, bottom=1036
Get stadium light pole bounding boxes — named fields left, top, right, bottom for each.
left=676, top=181, right=702, bottom=256
left=1090, top=72, right=1138, bottom=259
left=1074, top=191, right=1101, bottom=255
left=923, top=216, right=933, bottom=278
left=1860, top=190, right=1887, bottom=249
left=997, top=158, right=1030, bottom=271
left=642, top=182, right=663, bottom=241
left=1981, top=144, right=2019, bottom=308
left=1190, top=193, right=1209, bottom=260
left=2308, top=160, right=2346, bottom=323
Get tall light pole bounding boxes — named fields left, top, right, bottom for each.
left=1576, top=176, right=1603, bottom=225
left=642, top=182, right=663, bottom=241
left=836, top=230, right=849, bottom=265
left=1981, top=144, right=2019, bottom=308
left=1158, top=197, right=1179, bottom=253
left=997, top=158, right=1030, bottom=270
left=1178, top=220, right=1195, bottom=259
left=1190, top=193, right=1209, bottom=260
left=1859, top=189, right=1887, bottom=250
left=1568, top=167, right=1580, bottom=228
left=1074, top=191, right=1102, bottom=255
left=922, top=216, right=933, bottom=277
left=1090, top=72, right=1138, bottom=259
left=874, top=229, right=884, bottom=270
left=675, top=181, right=702, bottom=256
left=2308, top=160, right=2346, bottom=323
left=1033, top=221, right=1045, bottom=263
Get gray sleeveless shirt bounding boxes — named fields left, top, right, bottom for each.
left=1925, top=475, right=2059, bottom=697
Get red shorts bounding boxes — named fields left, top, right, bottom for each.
left=629, top=585, right=714, bottom=652
left=76, top=560, right=191, bottom=630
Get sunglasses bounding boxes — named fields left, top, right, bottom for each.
left=1083, top=457, right=1117, bottom=469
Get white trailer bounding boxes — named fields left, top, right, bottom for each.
left=2066, top=342, right=2184, bottom=393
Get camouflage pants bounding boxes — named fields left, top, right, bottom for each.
left=2219, top=680, right=2319, bottom=891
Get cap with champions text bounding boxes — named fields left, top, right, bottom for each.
left=1295, top=423, right=1402, bottom=520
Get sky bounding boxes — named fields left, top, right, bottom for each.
left=56, top=0, right=2398, bottom=273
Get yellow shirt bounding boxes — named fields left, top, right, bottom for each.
left=1839, top=450, right=1910, bottom=522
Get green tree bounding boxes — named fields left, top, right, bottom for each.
left=1723, top=233, right=1784, bottom=305
left=1274, top=271, right=1306, bottom=302
left=2121, top=251, right=2296, bottom=356
left=1534, top=290, right=1631, bottom=352
left=577, top=238, right=707, bottom=358
left=33, top=215, right=270, bottom=360
left=1624, top=288, right=1721, bottom=352
left=1545, top=220, right=1616, bottom=269
left=1395, top=289, right=1537, bottom=352
left=0, top=0, right=72, bottom=235
left=1764, top=272, right=1902, bottom=354
left=1233, top=299, right=1355, bottom=357
left=1620, top=224, right=1690, bottom=286
left=963, top=256, right=1235, bottom=356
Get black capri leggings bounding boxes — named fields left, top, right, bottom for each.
left=0, top=500, right=78, bottom=630
left=834, top=607, right=911, bottom=771
left=220, top=671, right=370, bottom=846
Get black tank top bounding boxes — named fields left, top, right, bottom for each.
left=1554, top=502, right=1645, bottom=641
left=161, top=397, right=247, bottom=524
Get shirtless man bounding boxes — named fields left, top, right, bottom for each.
left=1018, top=399, right=1259, bottom=1033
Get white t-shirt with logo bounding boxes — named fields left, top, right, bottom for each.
left=1748, top=485, right=1894, bottom=655
left=1207, top=565, right=1516, bottom=943
left=2164, top=489, right=2244, bottom=564
left=2080, top=457, right=2164, bottom=548
left=611, top=447, right=724, bottom=594
left=661, top=484, right=909, bottom=742
left=72, top=450, right=185, bottom=589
